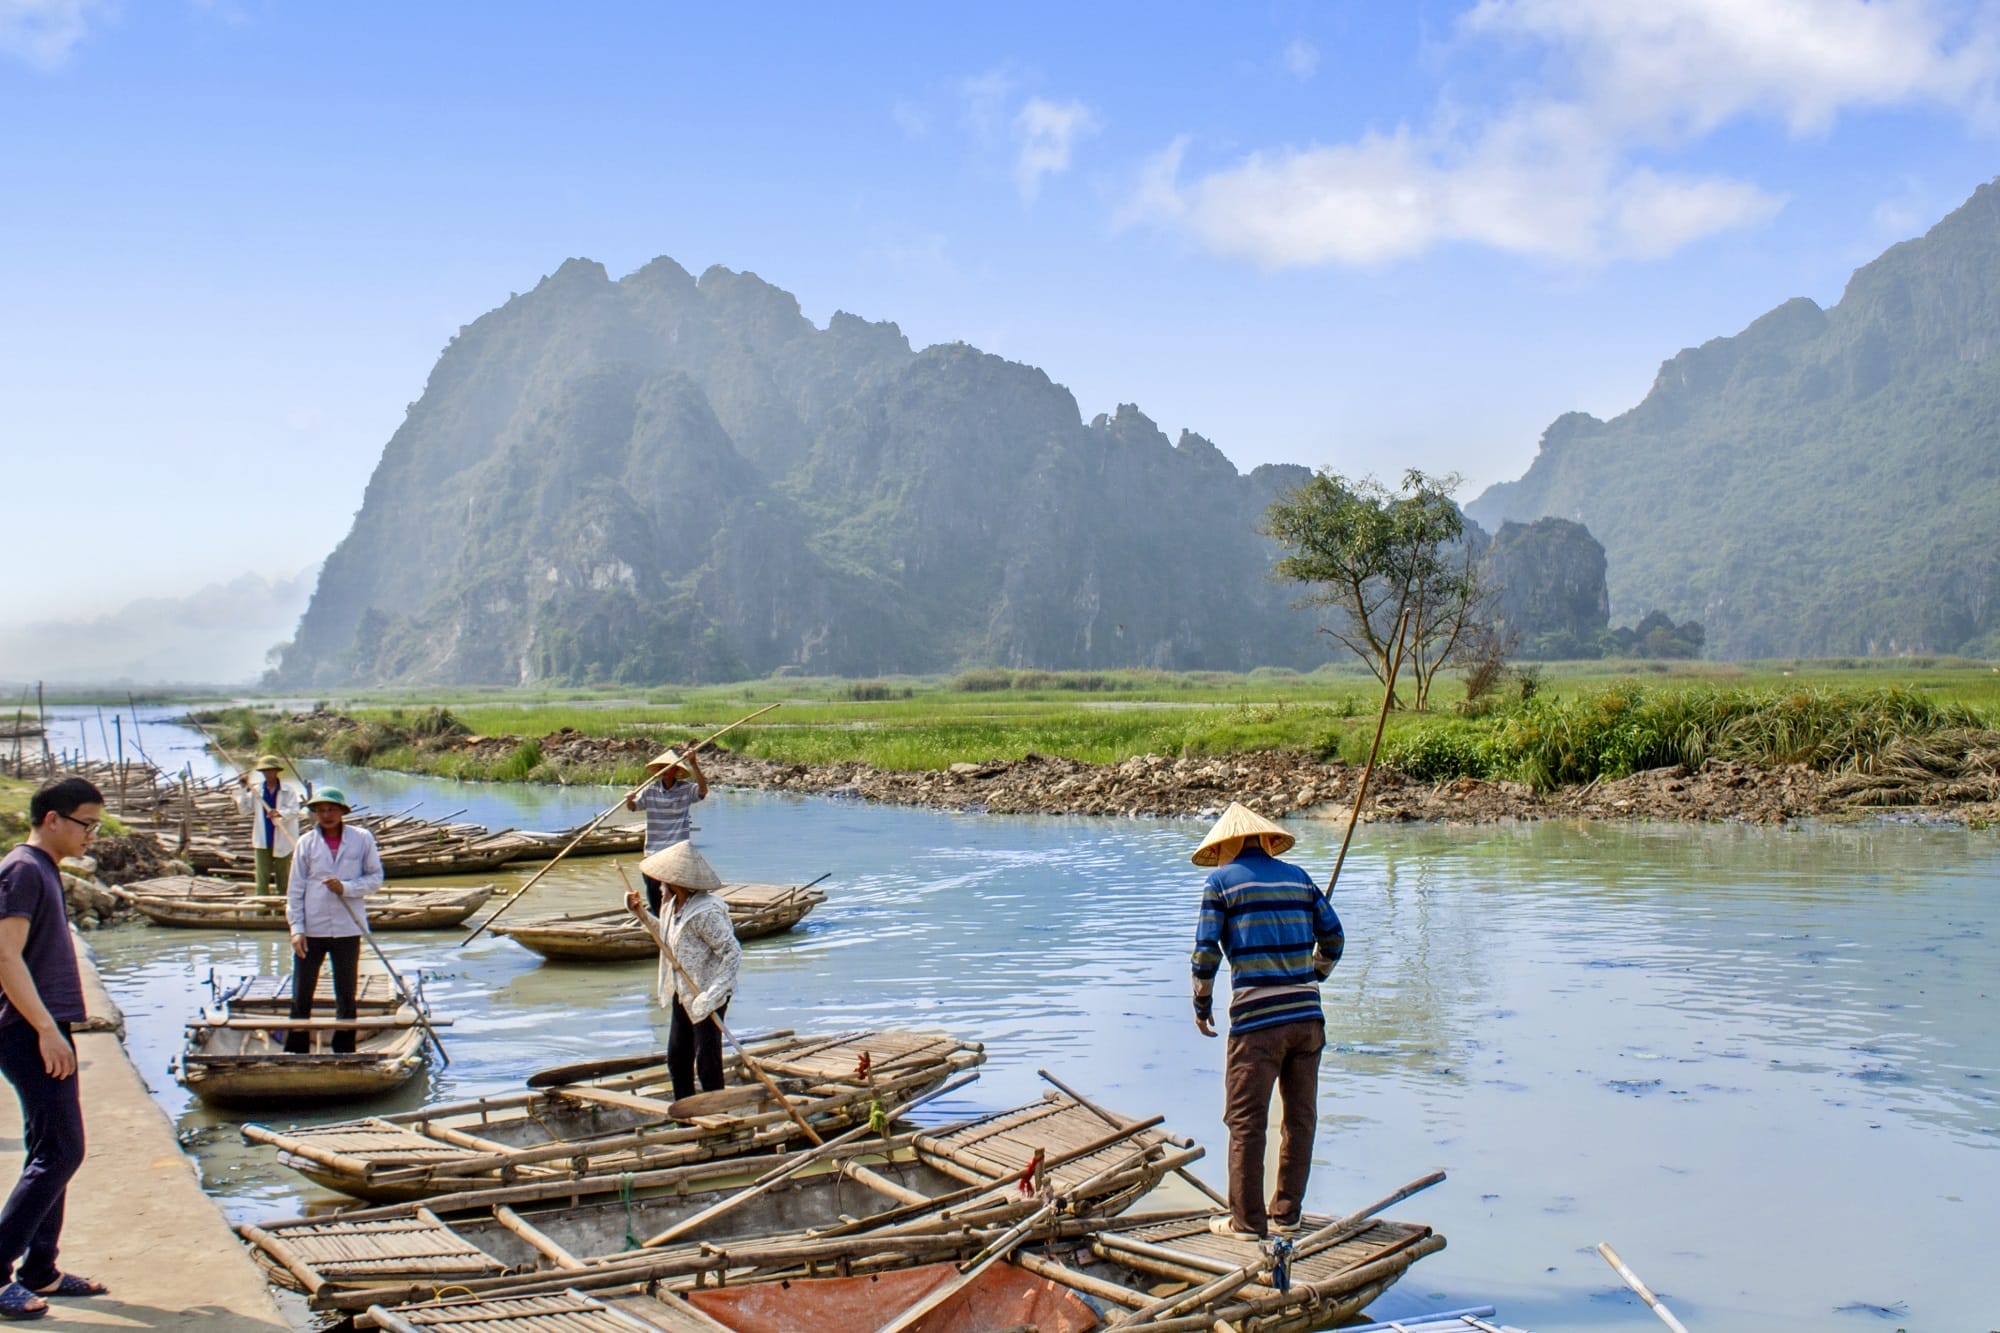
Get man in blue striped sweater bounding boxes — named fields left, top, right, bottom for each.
left=1191, top=802, right=1344, bottom=1239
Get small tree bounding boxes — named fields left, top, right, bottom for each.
left=1265, top=467, right=1494, bottom=709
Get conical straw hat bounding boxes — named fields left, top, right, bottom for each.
left=645, top=749, right=687, bottom=777
left=1191, top=802, right=1294, bottom=867
left=639, top=839, right=722, bottom=893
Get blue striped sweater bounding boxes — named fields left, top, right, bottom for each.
left=1191, top=849, right=1344, bottom=1034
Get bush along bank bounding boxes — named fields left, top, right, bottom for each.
left=191, top=685, right=2000, bottom=827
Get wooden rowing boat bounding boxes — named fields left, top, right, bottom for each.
left=493, top=883, right=828, bottom=961
left=121, top=876, right=494, bottom=930
left=177, top=973, right=443, bottom=1107
left=238, top=1089, right=1194, bottom=1312
left=509, top=822, right=647, bottom=860
left=334, top=1189, right=1442, bottom=1332
left=243, top=1029, right=986, bottom=1203
left=351, top=1265, right=1100, bottom=1333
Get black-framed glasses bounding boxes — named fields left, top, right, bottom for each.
left=57, top=813, right=101, bottom=836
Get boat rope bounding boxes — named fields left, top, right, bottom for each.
left=620, top=1171, right=643, bottom=1250
left=432, top=1285, right=476, bottom=1301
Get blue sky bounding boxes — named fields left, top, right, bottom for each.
left=2, top=0, right=1997, bottom=658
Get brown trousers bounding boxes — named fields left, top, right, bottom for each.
left=1223, top=1018, right=1325, bottom=1234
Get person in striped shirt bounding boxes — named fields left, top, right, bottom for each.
left=626, top=746, right=709, bottom=913
left=1190, top=802, right=1344, bottom=1240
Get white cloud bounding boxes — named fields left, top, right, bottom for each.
left=1283, top=38, right=1320, bottom=82
left=1013, top=97, right=1099, bottom=202
left=960, top=68, right=1016, bottom=142
left=891, top=97, right=929, bottom=139
left=1127, top=0, right=1998, bottom=267
left=1465, top=0, right=1999, bottom=135
left=0, top=0, right=106, bottom=68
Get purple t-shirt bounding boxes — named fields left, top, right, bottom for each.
left=0, top=844, right=85, bottom=1029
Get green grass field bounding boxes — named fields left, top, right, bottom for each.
left=193, top=655, right=2000, bottom=790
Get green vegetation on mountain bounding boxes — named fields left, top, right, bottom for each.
left=1471, top=177, right=2000, bottom=660
left=272, top=258, right=1328, bottom=686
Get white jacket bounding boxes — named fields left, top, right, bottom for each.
left=233, top=780, right=301, bottom=852
left=634, top=891, right=739, bottom=1023
left=286, top=823, right=385, bottom=938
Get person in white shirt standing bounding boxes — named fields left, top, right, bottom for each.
left=232, top=754, right=300, bottom=896
left=284, top=788, right=384, bottom=1055
left=624, top=840, right=739, bottom=1102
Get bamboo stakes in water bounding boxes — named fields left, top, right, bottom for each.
left=1596, top=1241, right=1691, bottom=1333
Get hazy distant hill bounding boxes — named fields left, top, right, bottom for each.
left=1471, top=179, right=2000, bottom=659
left=273, top=258, right=1329, bottom=685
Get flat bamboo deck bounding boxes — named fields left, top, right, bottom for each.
left=245, top=1029, right=986, bottom=1201
left=360, top=1289, right=677, bottom=1332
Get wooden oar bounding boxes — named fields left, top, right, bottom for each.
left=461, top=702, right=781, bottom=945
left=613, top=860, right=821, bottom=1145
left=331, top=892, right=451, bottom=1067
left=641, top=1069, right=981, bottom=1248
left=1327, top=606, right=1410, bottom=894
left=1596, top=1242, right=1690, bottom=1333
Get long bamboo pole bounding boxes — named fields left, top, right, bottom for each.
left=1327, top=607, right=1411, bottom=894
left=612, top=861, right=818, bottom=1145
left=460, top=702, right=780, bottom=945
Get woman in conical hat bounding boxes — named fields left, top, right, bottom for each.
left=1187, top=801, right=1343, bottom=1241
left=626, top=840, right=740, bottom=1103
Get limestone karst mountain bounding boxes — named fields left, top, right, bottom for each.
left=1471, top=178, right=2000, bottom=659
left=273, top=258, right=1329, bottom=685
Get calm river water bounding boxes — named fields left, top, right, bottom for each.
left=35, top=706, right=2000, bottom=1330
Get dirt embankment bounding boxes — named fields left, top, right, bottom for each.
left=384, top=724, right=2000, bottom=826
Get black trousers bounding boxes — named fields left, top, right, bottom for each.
left=0, top=1020, right=82, bottom=1288
left=642, top=873, right=664, bottom=916
left=287, top=935, right=362, bottom=1054
left=668, top=996, right=727, bottom=1104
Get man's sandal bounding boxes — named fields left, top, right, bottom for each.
left=0, top=1282, right=47, bottom=1321
left=1205, top=1214, right=1264, bottom=1240
left=32, top=1272, right=108, bottom=1298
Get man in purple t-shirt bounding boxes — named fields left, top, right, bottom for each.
left=0, top=776, right=109, bottom=1317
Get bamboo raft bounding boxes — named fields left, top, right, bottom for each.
left=119, top=876, right=495, bottom=930
left=242, top=1029, right=987, bottom=1202
left=493, top=883, right=828, bottom=961
left=177, top=973, right=444, bottom=1107
left=238, top=1089, right=1195, bottom=1312
left=513, top=822, right=647, bottom=860
left=337, top=1179, right=1445, bottom=1332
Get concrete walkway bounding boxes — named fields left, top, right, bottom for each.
left=0, top=938, right=290, bottom=1330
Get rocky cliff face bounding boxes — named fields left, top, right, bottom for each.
left=1471, top=178, right=2000, bottom=658
left=275, top=259, right=1325, bottom=685
left=1485, top=518, right=1609, bottom=645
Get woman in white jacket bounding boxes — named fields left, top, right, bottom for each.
left=625, top=840, right=740, bottom=1102
left=232, top=754, right=300, bottom=896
